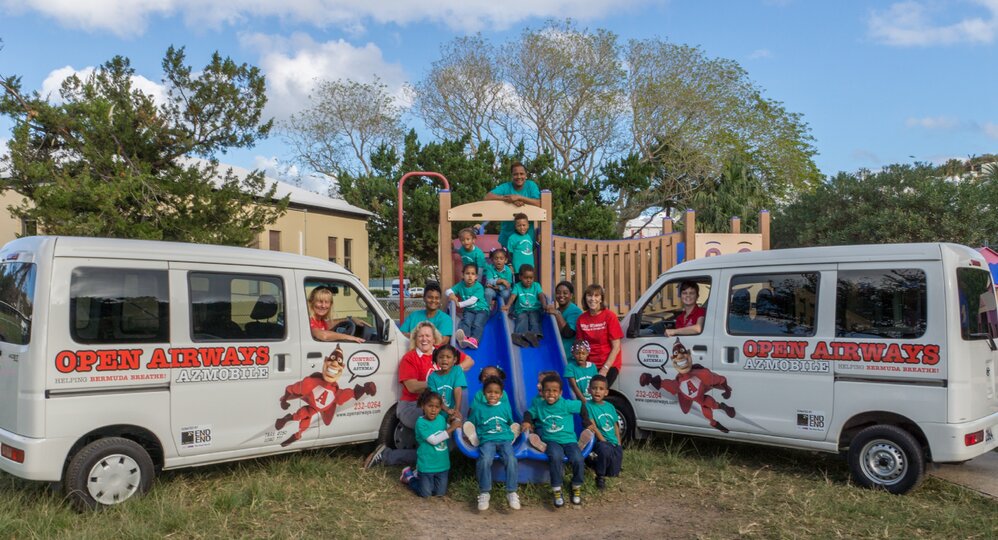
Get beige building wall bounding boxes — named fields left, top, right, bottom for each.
left=259, top=206, right=370, bottom=283
left=0, top=190, right=28, bottom=246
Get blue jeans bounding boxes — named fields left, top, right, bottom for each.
left=477, top=440, right=518, bottom=493
left=514, top=310, right=542, bottom=334
left=545, top=442, right=584, bottom=489
left=484, top=285, right=510, bottom=306
left=588, top=440, right=623, bottom=477
left=460, top=309, right=489, bottom=342
left=409, top=470, right=449, bottom=497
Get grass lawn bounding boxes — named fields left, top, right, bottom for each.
left=1, top=435, right=995, bottom=539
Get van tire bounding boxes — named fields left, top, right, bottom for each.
left=847, top=425, right=924, bottom=495
left=65, top=437, right=154, bottom=511
left=378, top=404, right=399, bottom=449
left=605, top=394, right=636, bottom=444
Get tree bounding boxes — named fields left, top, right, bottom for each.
left=283, top=77, right=404, bottom=179
left=773, top=163, right=998, bottom=248
left=1, top=47, right=287, bottom=245
left=688, top=156, right=770, bottom=233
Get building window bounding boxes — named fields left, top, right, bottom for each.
left=20, top=218, right=37, bottom=237
left=269, top=230, right=281, bottom=251
left=344, top=239, right=352, bottom=272
left=328, top=237, right=338, bottom=264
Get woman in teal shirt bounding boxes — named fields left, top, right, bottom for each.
left=546, top=281, right=583, bottom=361
left=484, top=161, right=540, bottom=247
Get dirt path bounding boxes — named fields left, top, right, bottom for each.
left=401, top=487, right=719, bottom=539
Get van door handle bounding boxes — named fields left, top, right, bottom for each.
left=692, top=345, right=707, bottom=353
left=724, top=347, right=738, bottom=364
left=306, top=352, right=322, bottom=359
left=276, top=353, right=287, bottom=372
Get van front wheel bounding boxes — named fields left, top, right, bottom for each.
left=65, top=437, right=154, bottom=511
left=847, top=425, right=924, bottom=495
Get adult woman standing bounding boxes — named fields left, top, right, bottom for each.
left=546, top=281, right=583, bottom=360
left=575, top=284, right=623, bottom=386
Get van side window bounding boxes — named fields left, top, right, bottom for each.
left=305, top=280, right=382, bottom=342
left=71, top=268, right=169, bottom=344
left=836, top=269, right=927, bottom=339
left=634, top=278, right=711, bottom=337
left=0, top=262, right=36, bottom=345
left=190, top=273, right=285, bottom=341
left=956, top=267, right=998, bottom=340
left=727, top=273, right=818, bottom=336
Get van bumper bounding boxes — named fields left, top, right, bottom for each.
left=0, top=428, right=71, bottom=482
left=922, top=411, right=998, bottom=463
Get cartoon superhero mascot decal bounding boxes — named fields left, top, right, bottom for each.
left=639, top=340, right=736, bottom=433
left=275, top=345, right=377, bottom=447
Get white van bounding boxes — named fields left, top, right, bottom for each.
left=612, top=243, right=998, bottom=494
left=0, top=236, right=403, bottom=509
left=390, top=278, right=410, bottom=298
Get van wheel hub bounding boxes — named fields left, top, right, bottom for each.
left=861, top=440, right=905, bottom=485
left=87, top=453, right=141, bottom=505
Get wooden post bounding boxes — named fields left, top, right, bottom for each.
left=540, top=190, right=553, bottom=295
left=439, top=190, right=453, bottom=290
left=684, top=209, right=696, bottom=261
left=730, top=216, right=741, bottom=234
left=759, top=209, right=770, bottom=251
left=661, top=215, right=673, bottom=235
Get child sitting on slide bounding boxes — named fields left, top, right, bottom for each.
left=503, top=264, right=546, bottom=348
left=456, top=227, right=488, bottom=280
left=448, top=263, right=489, bottom=349
left=484, top=248, right=513, bottom=309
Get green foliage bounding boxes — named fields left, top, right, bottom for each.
left=774, top=163, right=998, bottom=248
left=0, top=47, right=287, bottom=244
left=689, top=156, right=770, bottom=233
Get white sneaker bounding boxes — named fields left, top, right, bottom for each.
left=528, top=433, right=547, bottom=452
left=455, top=329, right=467, bottom=344
left=578, top=428, right=595, bottom=450
left=463, top=422, right=479, bottom=447
left=477, top=492, right=490, bottom=511
left=507, top=492, right=521, bottom=510
left=511, top=423, right=521, bottom=439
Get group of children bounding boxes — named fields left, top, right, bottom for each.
left=450, top=214, right=546, bottom=349
left=399, top=340, right=624, bottom=510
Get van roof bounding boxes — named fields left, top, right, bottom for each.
left=2, top=236, right=349, bottom=274
left=672, top=242, right=982, bottom=272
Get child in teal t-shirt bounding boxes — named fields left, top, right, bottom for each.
left=467, top=374, right=521, bottom=511
left=504, top=264, right=546, bottom=348
left=522, top=373, right=591, bottom=508
left=564, top=340, right=598, bottom=402
left=401, top=391, right=461, bottom=497
left=448, top=263, right=489, bottom=349
left=484, top=248, right=513, bottom=309
left=505, top=214, right=535, bottom=275
left=456, top=227, right=488, bottom=281
left=427, top=344, right=467, bottom=420
left=583, top=375, right=623, bottom=489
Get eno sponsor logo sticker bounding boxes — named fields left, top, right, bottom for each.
left=795, top=410, right=826, bottom=432
left=180, top=425, right=213, bottom=449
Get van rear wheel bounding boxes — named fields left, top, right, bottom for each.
left=847, top=425, right=924, bottom=495
left=377, top=404, right=415, bottom=450
left=65, top=437, right=154, bottom=511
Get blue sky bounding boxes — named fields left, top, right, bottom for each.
left=1, top=0, right=996, bottom=189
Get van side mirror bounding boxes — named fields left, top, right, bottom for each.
left=626, top=314, right=640, bottom=338
left=381, top=320, right=392, bottom=343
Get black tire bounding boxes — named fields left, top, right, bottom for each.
left=64, top=437, right=154, bottom=511
left=847, top=425, right=925, bottom=495
left=605, top=393, right=636, bottom=445
left=377, top=403, right=399, bottom=448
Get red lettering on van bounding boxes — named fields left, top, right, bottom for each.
left=255, top=346, right=270, bottom=365
left=55, top=351, right=77, bottom=373
left=756, top=341, right=773, bottom=358
left=222, top=347, right=241, bottom=366
left=810, top=341, right=831, bottom=360
left=78, top=350, right=98, bottom=371
left=146, top=348, right=170, bottom=369
left=836, top=342, right=860, bottom=361
left=198, top=347, right=225, bottom=367
left=882, top=344, right=904, bottom=363
left=237, top=347, right=258, bottom=366
left=901, top=344, right=924, bottom=364
left=858, top=343, right=886, bottom=362
left=922, top=345, right=940, bottom=365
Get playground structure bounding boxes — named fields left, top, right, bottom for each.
left=393, top=172, right=770, bottom=482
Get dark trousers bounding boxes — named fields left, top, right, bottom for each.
left=545, top=442, right=585, bottom=489
left=409, top=470, right=449, bottom=497
left=588, top=440, right=623, bottom=477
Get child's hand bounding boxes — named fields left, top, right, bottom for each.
left=501, top=304, right=509, bottom=313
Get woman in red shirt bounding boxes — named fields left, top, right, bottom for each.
left=575, top=284, right=623, bottom=386
left=666, top=281, right=705, bottom=337
left=308, top=286, right=365, bottom=343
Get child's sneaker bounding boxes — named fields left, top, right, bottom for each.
left=463, top=421, right=479, bottom=447
left=511, top=333, right=529, bottom=348
left=507, top=491, right=521, bottom=510
left=596, top=476, right=606, bottom=490
left=571, top=485, right=582, bottom=505
left=464, top=337, right=479, bottom=349
left=578, top=428, right=595, bottom=450
left=455, top=329, right=467, bottom=345
left=477, top=492, right=490, bottom=511
left=524, top=332, right=540, bottom=347
left=363, top=443, right=386, bottom=469
left=528, top=432, right=547, bottom=452
left=552, top=488, right=564, bottom=508
left=399, top=466, right=416, bottom=485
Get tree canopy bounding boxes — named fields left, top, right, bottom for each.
left=0, top=47, right=287, bottom=245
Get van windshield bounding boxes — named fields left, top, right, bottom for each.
left=957, top=267, right=998, bottom=340
left=0, top=262, right=36, bottom=345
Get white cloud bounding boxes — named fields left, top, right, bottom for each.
left=242, top=33, right=407, bottom=121
left=253, top=155, right=337, bottom=195
left=868, top=0, right=998, bottom=46
left=905, top=115, right=961, bottom=130
left=747, top=49, right=772, bottom=59
left=8, top=0, right=647, bottom=37
left=983, top=122, right=998, bottom=139
left=40, top=65, right=167, bottom=105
